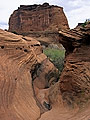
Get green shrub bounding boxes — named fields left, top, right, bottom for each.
left=82, top=22, right=87, bottom=28
left=43, top=48, right=65, bottom=73
left=82, top=19, right=90, bottom=27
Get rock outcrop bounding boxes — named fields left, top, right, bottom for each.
left=1, top=4, right=90, bottom=119
left=38, top=21, right=90, bottom=120
left=0, top=23, right=90, bottom=120
left=0, top=29, right=59, bottom=120
left=59, top=22, right=90, bottom=105
left=8, top=3, right=69, bottom=34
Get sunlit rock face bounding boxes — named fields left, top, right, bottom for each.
left=1, top=23, right=89, bottom=120
left=1, top=3, right=90, bottom=119
left=8, top=3, right=69, bottom=34
left=59, top=23, right=90, bottom=105
left=0, top=29, right=59, bottom=120
left=38, top=21, right=90, bottom=120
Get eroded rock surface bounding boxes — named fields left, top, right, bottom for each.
left=8, top=3, right=70, bottom=48
left=8, top=3, right=69, bottom=34
left=38, top=21, right=90, bottom=120
left=59, top=23, right=90, bottom=105
left=1, top=7, right=90, bottom=119
left=0, top=29, right=59, bottom=120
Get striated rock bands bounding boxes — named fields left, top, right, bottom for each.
left=59, top=23, right=90, bottom=105
left=38, top=20, right=90, bottom=120
left=1, top=3, right=90, bottom=119
left=0, top=29, right=59, bottom=120
left=8, top=3, right=69, bottom=34
left=0, top=22, right=90, bottom=120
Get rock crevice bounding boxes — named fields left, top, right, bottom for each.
left=0, top=29, right=59, bottom=120
left=0, top=3, right=90, bottom=120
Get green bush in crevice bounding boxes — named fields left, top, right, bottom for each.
left=43, top=48, right=65, bottom=73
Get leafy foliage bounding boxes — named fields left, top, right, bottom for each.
left=82, top=19, right=90, bottom=28
left=43, top=48, right=65, bottom=73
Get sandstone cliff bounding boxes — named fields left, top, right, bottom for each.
left=8, top=3, right=69, bottom=34
left=0, top=22, right=90, bottom=120
left=58, top=22, right=90, bottom=103
left=0, top=29, right=59, bottom=120
left=1, top=3, right=90, bottom=119
left=39, top=20, right=90, bottom=120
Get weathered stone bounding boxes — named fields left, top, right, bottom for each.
left=59, top=23, right=90, bottom=105
left=0, top=29, right=59, bottom=120
left=8, top=3, right=69, bottom=34
left=38, top=20, right=90, bottom=120
left=1, top=5, right=90, bottom=120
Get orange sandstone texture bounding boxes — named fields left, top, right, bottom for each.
left=59, top=23, right=90, bottom=104
left=8, top=3, right=69, bottom=34
left=0, top=3, right=90, bottom=119
left=39, top=21, right=90, bottom=120
left=0, top=29, right=58, bottom=120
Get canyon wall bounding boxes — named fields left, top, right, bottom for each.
left=1, top=2, right=90, bottom=119
left=0, top=29, right=59, bottom=120
left=0, top=22, right=90, bottom=120
left=38, top=20, right=90, bottom=120
left=59, top=22, right=90, bottom=105
left=8, top=3, right=69, bottom=34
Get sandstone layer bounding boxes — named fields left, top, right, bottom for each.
left=1, top=3, right=90, bottom=119
left=59, top=22, right=90, bottom=103
left=36, top=21, right=90, bottom=120
left=0, top=29, right=59, bottom=120
left=0, top=23, right=90, bottom=120
left=37, top=20, right=90, bottom=120
left=8, top=3, right=69, bottom=34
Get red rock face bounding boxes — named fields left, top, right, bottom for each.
left=0, top=23, right=90, bottom=120
left=0, top=29, right=59, bottom=120
left=8, top=3, right=69, bottom=34
left=1, top=4, right=90, bottom=119
left=38, top=22, right=90, bottom=120
left=59, top=23, right=90, bottom=105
